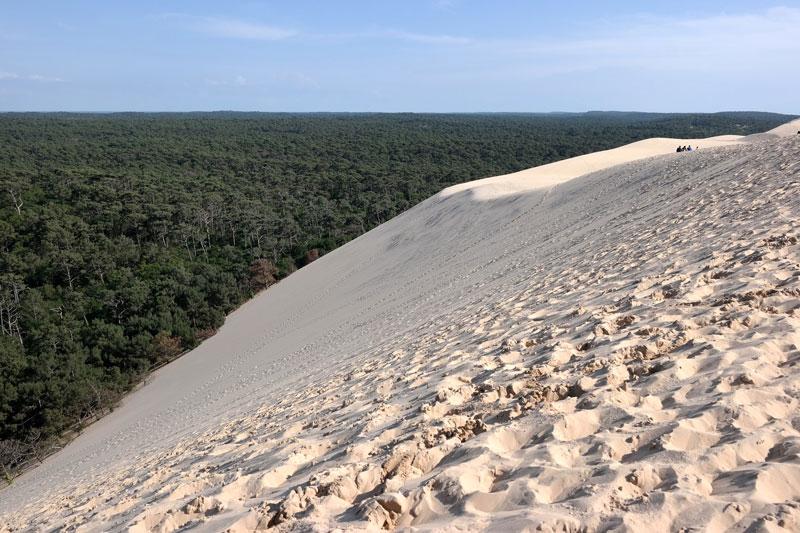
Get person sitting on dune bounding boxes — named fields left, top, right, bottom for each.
left=687, top=145, right=693, bottom=151
left=676, top=146, right=683, bottom=152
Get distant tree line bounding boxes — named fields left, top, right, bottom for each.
left=0, top=111, right=794, bottom=480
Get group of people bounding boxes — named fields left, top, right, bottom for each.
left=676, top=145, right=695, bottom=152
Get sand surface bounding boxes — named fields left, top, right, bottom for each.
left=1, top=123, right=800, bottom=531
left=764, top=118, right=800, bottom=138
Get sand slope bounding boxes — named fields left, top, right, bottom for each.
left=764, top=118, right=800, bottom=138
left=442, top=135, right=742, bottom=199
left=2, top=126, right=800, bottom=532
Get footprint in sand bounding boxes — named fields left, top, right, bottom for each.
left=661, top=411, right=720, bottom=452
left=553, top=410, right=601, bottom=441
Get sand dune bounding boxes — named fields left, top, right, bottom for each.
left=442, top=135, right=743, bottom=199
left=764, top=117, right=800, bottom=137
left=2, top=123, right=800, bottom=532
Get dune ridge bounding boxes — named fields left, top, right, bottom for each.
left=1, top=121, right=800, bottom=531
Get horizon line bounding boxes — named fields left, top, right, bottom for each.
left=0, top=109, right=797, bottom=116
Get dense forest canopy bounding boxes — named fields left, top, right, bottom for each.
left=0, top=111, right=794, bottom=479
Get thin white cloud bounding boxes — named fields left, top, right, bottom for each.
left=204, top=72, right=319, bottom=90
left=204, top=75, right=249, bottom=86
left=432, top=0, right=458, bottom=10
left=56, top=21, right=77, bottom=32
left=160, top=13, right=471, bottom=47
left=313, top=28, right=473, bottom=46
left=271, top=71, right=319, bottom=89
left=382, top=30, right=472, bottom=45
left=458, top=6, right=800, bottom=78
left=28, top=74, right=65, bottom=82
left=162, top=14, right=296, bottom=41
left=0, top=71, right=63, bottom=82
left=163, top=5, right=799, bottom=71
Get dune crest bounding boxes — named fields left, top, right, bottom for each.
left=2, top=124, right=800, bottom=531
left=764, top=117, right=800, bottom=137
left=441, top=134, right=743, bottom=200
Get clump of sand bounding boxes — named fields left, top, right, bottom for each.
left=2, top=123, right=800, bottom=532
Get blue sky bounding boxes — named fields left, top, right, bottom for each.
left=1, top=1, right=798, bottom=112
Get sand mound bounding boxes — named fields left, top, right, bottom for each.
left=2, top=122, right=800, bottom=531
left=441, top=135, right=742, bottom=199
left=765, top=118, right=800, bottom=137
left=744, top=118, right=800, bottom=142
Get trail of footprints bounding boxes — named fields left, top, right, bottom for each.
left=121, top=244, right=799, bottom=528
left=5, top=137, right=800, bottom=531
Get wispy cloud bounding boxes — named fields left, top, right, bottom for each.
left=160, top=13, right=471, bottom=47
left=381, top=30, right=472, bottom=45
left=311, top=28, right=473, bottom=46
left=432, top=0, right=459, bottom=10
left=204, top=75, right=248, bottom=86
left=204, top=72, right=319, bottom=90
left=56, top=21, right=77, bottom=32
left=0, top=71, right=64, bottom=82
left=162, top=5, right=799, bottom=71
left=162, top=14, right=296, bottom=41
left=271, top=71, right=319, bottom=89
left=456, top=6, right=800, bottom=79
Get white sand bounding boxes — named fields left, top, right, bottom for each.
left=764, top=117, right=800, bottom=138
left=1, top=122, right=800, bottom=532
left=442, top=135, right=742, bottom=199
